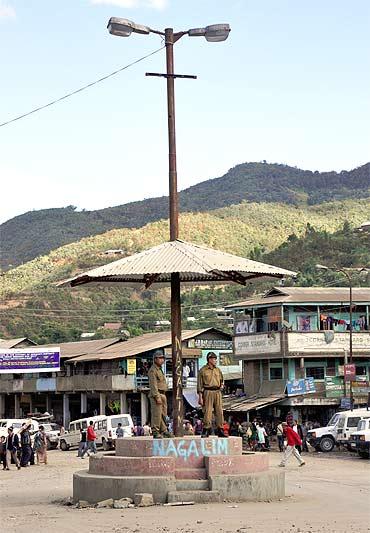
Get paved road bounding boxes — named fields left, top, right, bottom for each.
left=0, top=450, right=369, bottom=533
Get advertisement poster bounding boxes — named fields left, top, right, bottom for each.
left=286, top=377, right=316, bottom=396
left=0, top=348, right=60, bottom=374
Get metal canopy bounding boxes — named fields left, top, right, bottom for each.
left=59, top=239, right=296, bottom=288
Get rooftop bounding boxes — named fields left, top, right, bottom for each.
left=225, top=286, right=370, bottom=309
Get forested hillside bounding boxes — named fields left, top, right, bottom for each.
left=1, top=162, right=369, bottom=269
left=0, top=209, right=369, bottom=343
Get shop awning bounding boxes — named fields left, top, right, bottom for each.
left=222, top=394, right=285, bottom=412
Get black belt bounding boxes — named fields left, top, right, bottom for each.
left=203, top=387, right=221, bottom=391
left=158, top=390, right=166, bottom=393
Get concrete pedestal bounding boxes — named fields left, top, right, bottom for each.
left=73, top=436, right=285, bottom=504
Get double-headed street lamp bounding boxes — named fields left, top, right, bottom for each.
left=316, top=264, right=369, bottom=408
left=108, top=17, right=230, bottom=434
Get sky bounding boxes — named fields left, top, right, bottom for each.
left=0, top=0, right=369, bottom=224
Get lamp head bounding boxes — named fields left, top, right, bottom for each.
left=189, top=24, right=231, bottom=42
left=107, top=17, right=150, bottom=37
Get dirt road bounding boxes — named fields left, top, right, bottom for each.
left=0, top=450, right=369, bottom=533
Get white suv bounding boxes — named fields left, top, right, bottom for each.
left=350, top=418, right=370, bottom=459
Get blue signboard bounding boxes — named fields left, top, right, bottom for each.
left=0, top=348, right=60, bottom=374
left=340, top=398, right=351, bottom=410
left=286, top=377, right=316, bottom=396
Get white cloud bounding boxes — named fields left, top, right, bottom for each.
left=91, top=0, right=167, bottom=9
left=0, top=1, right=15, bottom=19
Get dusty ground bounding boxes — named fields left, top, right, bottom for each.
left=0, top=449, right=369, bottom=533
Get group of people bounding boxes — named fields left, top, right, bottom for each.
left=0, top=424, right=48, bottom=470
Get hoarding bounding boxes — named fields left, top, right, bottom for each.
left=126, top=358, right=137, bottom=375
left=0, top=347, right=60, bottom=374
left=325, top=377, right=344, bottom=398
left=286, top=377, right=316, bottom=396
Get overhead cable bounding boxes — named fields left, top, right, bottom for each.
left=0, top=46, right=164, bottom=128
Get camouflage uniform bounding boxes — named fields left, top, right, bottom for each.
left=197, top=364, right=224, bottom=429
left=148, top=363, right=168, bottom=435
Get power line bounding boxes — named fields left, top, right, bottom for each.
left=0, top=46, right=164, bottom=128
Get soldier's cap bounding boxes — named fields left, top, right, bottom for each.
left=153, top=351, right=165, bottom=359
left=207, top=352, right=217, bottom=360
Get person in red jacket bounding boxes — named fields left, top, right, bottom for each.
left=85, top=421, right=97, bottom=456
left=279, top=422, right=306, bottom=467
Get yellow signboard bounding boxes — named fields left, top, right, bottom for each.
left=127, top=358, right=136, bottom=375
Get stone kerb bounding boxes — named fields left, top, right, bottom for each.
left=205, top=453, right=269, bottom=476
left=89, top=454, right=175, bottom=477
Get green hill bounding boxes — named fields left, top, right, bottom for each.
left=0, top=198, right=369, bottom=343
left=1, top=161, right=369, bottom=270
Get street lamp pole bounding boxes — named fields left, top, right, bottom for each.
left=107, top=18, right=230, bottom=435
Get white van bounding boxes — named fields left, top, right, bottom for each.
left=307, top=408, right=370, bottom=452
left=0, top=418, right=39, bottom=439
left=59, top=416, right=98, bottom=451
left=95, top=414, right=134, bottom=450
left=349, top=418, right=370, bottom=459
left=59, top=414, right=133, bottom=451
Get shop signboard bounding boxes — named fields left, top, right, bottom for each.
left=344, top=364, right=356, bottom=382
left=286, top=377, right=316, bottom=396
left=340, top=398, right=351, bottom=409
left=0, top=347, right=60, bottom=374
left=351, top=380, right=370, bottom=396
left=287, top=332, right=370, bottom=353
left=126, top=358, right=137, bottom=375
left=325, top=376, right=345, bottom=398
left=234, top=332, right=280, bottom=356
left=188, top=339, right=232, bottom=350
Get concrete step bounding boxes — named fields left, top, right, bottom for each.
left=167, top=490, right=221, bottom=504
left=175, top=468, right=207, bottom=480
left=175, top=479, right=209, bottom=491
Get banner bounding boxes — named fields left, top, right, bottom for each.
left=0, top=348, right=60, bottom=374
left=126, top=358, right=136, bottom=375
left=286, top=377, right=316, bottom=396
left=325, top=376, right=345, bottom=398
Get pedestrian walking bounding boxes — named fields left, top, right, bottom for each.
left=143, top=422, right=152, bottom=436
left=34, top=425, right=48, bottom=465
left=279, top=422, right=306, bottom=468
left=20, top=422, right=33, bottom=467
left=77, top=427, right=88, bottom=458
left=5, top=427, right=21, bottom=470
left=257, top=422, right=268, bottom=451
left=276, top=421, right=285, bottom=452
left=0, top=436, right=7, bottom=470
left=197, top=352, right=225, bottom=437
left=85, top=421, right=97, bottom=455
left=148, top=351, right=172, bottom=438
left=116, top=422, right=124, bottom=439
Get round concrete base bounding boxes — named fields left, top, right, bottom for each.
left=73, top=469, right=285, bottom=504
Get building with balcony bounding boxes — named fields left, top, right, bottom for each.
left=0, top=328, right=236, bottom=427
left=226, top=286, right=370, bottom=424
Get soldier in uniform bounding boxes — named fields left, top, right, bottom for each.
left=197, top=352, right=226, bottom=437
left=148, top=351, right=172, bottom=438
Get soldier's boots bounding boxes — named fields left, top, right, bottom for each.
left=201, top=428, right=211, bottom=438
left=162, top=431, right=174, bottom=438
left=152, top=432, right=162, bottom=439
left=216, top=427, right=227, bottom=438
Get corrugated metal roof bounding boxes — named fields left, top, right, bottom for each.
left=222, top=394, right=285, bottom=411
left=226, top=286, right=370, bottom=309
left=0, top=337, right=37, bottom=349
left=40, top=337, right=122, bottom=359
left=58, top=240, right=296, bottom=288
left=66, top=328, right=230, bottom=363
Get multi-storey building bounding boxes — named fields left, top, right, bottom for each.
left=0, top=328, right=236, bottom=426
left=226, top=287, right=370, bottom=423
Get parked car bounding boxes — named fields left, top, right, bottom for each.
left=349, top=418, right=370, bottom=459
left=41, top=422, right=61, bottom=450
left=0, top=418, right=39, bottom=440
left=59, top=414, right=134, bottom=451
left=307, top=409, right=370, bottom=452
left=94, top=414, right=134, bottom=450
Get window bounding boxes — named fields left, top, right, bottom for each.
left=306, top=366, right=325, bottom=380
left=76, top=422, right=81, bottom=431
left=269, top=367, right=283, bottom=380
left=347, top=417, right=361, bottom=428
left=356, top=366, right=367, bottom=376
left=70, top=423, right=75, bottom=432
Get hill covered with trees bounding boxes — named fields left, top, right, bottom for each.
left=0, top=206, right=369, bottom=343
left=1, top=161, right=369, bottom=269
